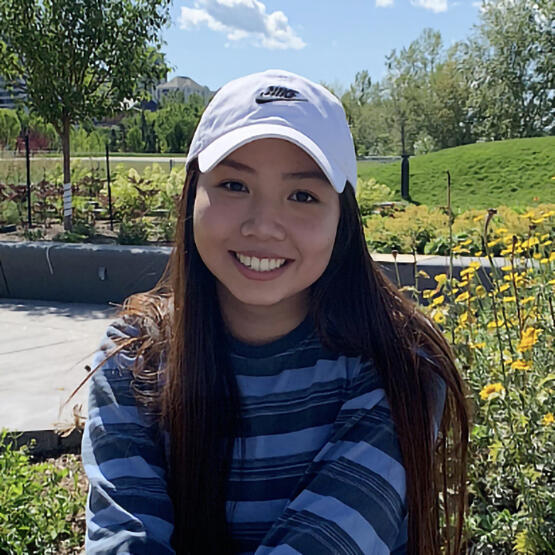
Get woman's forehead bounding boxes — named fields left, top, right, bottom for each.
left=216, top=138, right=328, bottom=179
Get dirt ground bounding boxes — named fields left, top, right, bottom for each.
left=0, top=219, right=173, bottom=247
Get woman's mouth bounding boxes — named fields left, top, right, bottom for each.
left=229, top=251, right=292, bottom=279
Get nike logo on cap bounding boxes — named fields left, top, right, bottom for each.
left=255, top=85, right=308, bottom=104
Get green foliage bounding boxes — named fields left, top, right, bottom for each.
left=364, top=203, right=554, bottom=256
left=0, top=431, right=87, bottom=554
left=154, top=92, right=204, bottom=153
left=117, top=219, right=150, bottom=245
left=461, top=0, right=554, bottom=139
left=364, top=204, right=449, bottom=254
left=355, top=177, right=395, bottom=216
left=0, top=108, right=20, bottom=150
left=357, top=137, right=555, bottom=211
left=70, top=125, right=110, bottom=155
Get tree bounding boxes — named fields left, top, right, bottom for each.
left=0, top=109, right=20, bottom=150
left=462, top=0, right=554, bottom=139
left=155, top=92, right=204, bottom=153
left=0, top=0, right=171, bottom=229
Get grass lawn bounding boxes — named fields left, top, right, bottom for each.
left=357, top=136, right=555, bottom=212
left=0, top=155, right=185, bottom=182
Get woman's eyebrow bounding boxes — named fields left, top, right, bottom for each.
left=219, top=159, right=328, bottom=183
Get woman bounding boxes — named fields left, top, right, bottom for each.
left=82, top=69, right=468, bottom=554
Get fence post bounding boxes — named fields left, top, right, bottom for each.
left=25, top=133, right=32, bottom=228
left=401, top=154, right=410, bottom=201
left=105, top=144, right=114, bottom=231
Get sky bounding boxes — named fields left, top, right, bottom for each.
left=163, top=0, right=483, bottom=93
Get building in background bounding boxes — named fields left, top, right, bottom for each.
left=0, top=77, right=26, bottom=109
left=155, top=76, right=213, bottom=105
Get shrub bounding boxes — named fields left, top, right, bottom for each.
left=0, top=431, right=87, bottom=554
left=117, top=219, right=150, bottom=245
left=364, top=203, right=555, bottom=256
left=355, top=177, right=395, bottom=217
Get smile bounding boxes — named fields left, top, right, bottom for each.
left=233, top=252, right=288, bottom=272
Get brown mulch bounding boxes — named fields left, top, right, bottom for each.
left=0, top=220, right=173, bottom=247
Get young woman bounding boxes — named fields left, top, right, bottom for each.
left=82, top=69, right=468, bottom=555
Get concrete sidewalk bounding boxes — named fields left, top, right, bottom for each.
left=0, top=299, right=117, bottom=435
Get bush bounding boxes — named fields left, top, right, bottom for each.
left=355, top=177, right=395, bottom=217
left=0, top=431, right=87, bottom=554
left=364, top=204, right=555, bottom=256
left=117, top=219, right=150, bottom=245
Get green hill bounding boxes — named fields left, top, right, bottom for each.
left=357, top=137, right=555, bottom=211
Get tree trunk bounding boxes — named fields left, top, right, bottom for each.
left=61, top=117, right=72, bottom=230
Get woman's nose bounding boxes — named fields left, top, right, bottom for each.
left=240, top=199, right=286, bottom=241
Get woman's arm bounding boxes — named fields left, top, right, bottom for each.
left=254, top=361, right=411, bottom=555
left=81, top=319, right=175, bottom=555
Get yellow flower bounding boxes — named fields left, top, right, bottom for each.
left=501, top=265, right=512, bottom=272
left=495, top=227, right=508, bottom=234
left=469, top=261, right=481, bottom=270
left=540, top=257, right=549, bottom=264
left=423, top=289, right=435, bottom=299
left=480, top=382, right=505, bottom=401
left=542, top=239, right=552, bottom=247
left=503, top=296, right=516, bottom=303
left=500, top=247, right=512, bottom=256
left=487, top=319, right=504, bottom=329
left=472, top=215, right=484, bottom=222
left=550, top=252, right=555, bottom=262
left=460, top=267, right=476, bottom=278
left=522, top=296, right=535, bottom=305
left=455, top=291, right=470, bottom=303
left=459, top=238, right=473, bottom=246
left=487, top=239, right=500, bottom=248
left=533, top=252, right=543, bottom=260
left=475, top=250, right=483, bottom=257
left=470, top=342, right=486, bottom=350
left=532, top=217, right=545, bottom=224
left=540, top=233, right=550, bottom=241
left=542, top=413, right=554, bottom=426
left=459, top=312, right=469, bottom=325
left=511, top=360, right=531, bottom=371
left=434, top=274, right=447, bottom=285
left=432, top=295, right=445, bottom=307
left=521, top=237, right=540, bottom=249
left=549, top=278, right=555, bottom=286
left=475, top=285, right=487, bottom=298
left=498, top=283, right=510, bottom=293
left=517, top=327, right=542, bottom=352
left=433, top=311, right=446, bottom=325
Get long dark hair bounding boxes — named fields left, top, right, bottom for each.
left=103, top=158, right=468, bottom=554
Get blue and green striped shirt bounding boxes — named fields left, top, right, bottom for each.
left=82, top=314, right=414, bottom=554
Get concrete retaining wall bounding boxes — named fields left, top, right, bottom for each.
left=0, top=241, right=504, bottom=304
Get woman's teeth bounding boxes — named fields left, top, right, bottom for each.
left=235, top=252, right=287, bottom=272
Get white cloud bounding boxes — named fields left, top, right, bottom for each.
left=179, top=0, right=305, bottom=50
left=376, top=0, right=449, bottom=11
left=410, top=0, right=448, bottom=12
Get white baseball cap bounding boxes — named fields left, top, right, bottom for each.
left=185, top=69, right=357, bottom=193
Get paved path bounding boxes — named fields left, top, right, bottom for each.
left=0, top=299, right=117, bottom=432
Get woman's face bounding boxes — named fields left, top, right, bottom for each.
left=193, top=138, right=340, bottom=317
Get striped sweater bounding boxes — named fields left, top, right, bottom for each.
left=82, top=314, right=422, bottom=554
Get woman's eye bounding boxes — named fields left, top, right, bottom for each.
left=219, top=181, right=247, bottom=193
left=290, top=190, right=317, bottom=203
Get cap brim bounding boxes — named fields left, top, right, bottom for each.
left=196, top=123, right=346, bottom=193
